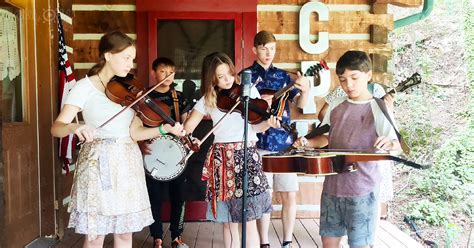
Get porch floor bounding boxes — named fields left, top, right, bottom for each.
left=54, top=219, right=423, bottom=248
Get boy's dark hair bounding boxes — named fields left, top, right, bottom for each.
left=335, top=50, right=372, bottom=75
left=254, top=30, right=276, bottom=47
left=152, top=57, right=175, bottom=71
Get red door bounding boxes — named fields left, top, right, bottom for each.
left=136, top=0, right=257, bottom=221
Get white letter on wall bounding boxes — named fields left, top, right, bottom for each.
left=299, top=2, right=329, bottom=54
left=301, top=61, right=331, bottom=114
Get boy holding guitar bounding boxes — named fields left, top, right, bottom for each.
left=242, top=30, right=310, bottom=248
left=295, top=50, right=402, bottom=248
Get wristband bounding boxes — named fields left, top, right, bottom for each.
left=158, top=124, right=168, bottom=135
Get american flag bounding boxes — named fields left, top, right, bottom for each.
left=58, top=13, right=77, bottom=174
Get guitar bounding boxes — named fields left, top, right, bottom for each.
left=262, top=148, right=428, bottom=176
left=259, top=60, right=329, bottom=117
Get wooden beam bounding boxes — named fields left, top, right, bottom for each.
left=258, top=11, right=392, bottom=34
left=274, top=39, right=392, bottom=63
left=371, top=24, right=389, bottom=44
left=73, top=11, right=136, bottom=33
left=373, top=0, right=423, bottom=7
left=370, top=53, right=389, bottom=73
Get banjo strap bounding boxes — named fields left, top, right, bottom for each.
left=171, top=89, right=181, bottom=123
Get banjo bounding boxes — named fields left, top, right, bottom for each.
left=142, top=89, right=198, bottom=181
left=144, top=99, right=242, bottom=181
left=144, top=135, right=190, bottom=181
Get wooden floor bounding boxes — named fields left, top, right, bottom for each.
left=54, top=219, right=423, bottom=248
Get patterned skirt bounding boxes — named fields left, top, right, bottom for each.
left=203, top=142, right=272, bottom=221
left=67, top=137, right=153, bottom=240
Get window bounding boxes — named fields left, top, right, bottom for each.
left=1, top=6, right=23, bottom=122
left=157, top=20, right=235, bottom=90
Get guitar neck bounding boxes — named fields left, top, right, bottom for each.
left=384, top=88, right=396, bottom=97
left=247, top=103, right=293, bottom=133
left=382, top=72, right=422, bottom=99
left=340, top=153, right=426, bottom=170
left=272, top=82, right=294, bottom=100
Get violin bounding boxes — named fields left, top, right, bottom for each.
left=104, top=74, right=199, bottom=152
left=216, top=83, right=293, bottom=133
left=105, top=74, right=171, bottom=127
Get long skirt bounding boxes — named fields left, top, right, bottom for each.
left=67, top=137, right=153, bottom=240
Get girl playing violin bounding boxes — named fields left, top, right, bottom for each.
left=51, top=31, right=184, bottom=248
left=184, top=52, right=280, bottom=248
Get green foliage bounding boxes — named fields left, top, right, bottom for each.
left=395, top=13, right=473, bottom=224
left=400, top=124, right=442, bottom=160
left=444, top=223, right=461, bottom=248
left=406, top=128, right=474, bottom=226
left=390, top=1, right=473, bottom=245
left=454, top=109, right=471, bottom=119
left=464, top=0, right=474, bottom=95
left=396, top=87, right=443, bottom=163
left=407, top=199, right=450, bottom=226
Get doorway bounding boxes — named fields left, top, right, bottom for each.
left=136, top=0, right=257, bottom=220
left=1, top=1, right=40, bottom=247
left=147, top=12, right=244, bottom=221
left=156, top=19, right=236, bottom=91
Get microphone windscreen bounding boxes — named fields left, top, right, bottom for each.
left=241, top=69, right=252, bottom=97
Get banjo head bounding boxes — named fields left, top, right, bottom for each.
left=143, top=135, right=188, bottom=181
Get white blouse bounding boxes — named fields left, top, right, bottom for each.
left=65, top=76, right=135, bottom=138
left=193, top=86, right=260, bottom=143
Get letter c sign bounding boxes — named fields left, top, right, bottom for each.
left=299, top=2, right=329, bottom=54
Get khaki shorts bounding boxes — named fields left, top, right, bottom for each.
left=265, top=172, right=299, bottom=192
left=258, top=149, right=299, bottom=192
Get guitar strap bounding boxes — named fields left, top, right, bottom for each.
left=171, top=89, right=181, bottom=123
left=275, top=93, right=290, bottom=117
left=373, top=97, right=410, bottom=155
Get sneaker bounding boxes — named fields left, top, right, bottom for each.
left=171, top=236, right=189, bottom=248
left=281, top=241, right=293, bottom=248
left=153, top=238, right=163, bottom=248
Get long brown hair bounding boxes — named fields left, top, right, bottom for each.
left=87, top=31, right=135, bottom=76
left=200, top=52, right=239, bottom=109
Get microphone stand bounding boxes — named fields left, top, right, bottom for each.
left=241, top=94, right=250, bottom=248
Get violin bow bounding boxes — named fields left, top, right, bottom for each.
left=98, top=72, right=175, bottom=128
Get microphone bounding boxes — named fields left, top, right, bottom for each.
left=241, top=69, right=252, bottom=98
